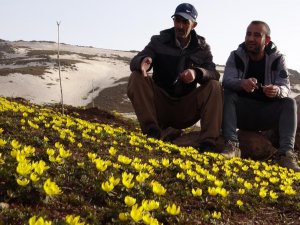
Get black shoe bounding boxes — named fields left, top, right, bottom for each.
left=146, top=127, right=161, bottom=139
left=199, top=142, right=217, bottom=153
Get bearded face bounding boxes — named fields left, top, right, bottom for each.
left=245, top=24, right=270, bottom=55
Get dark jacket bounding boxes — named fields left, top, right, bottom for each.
left=222, top=42, right=290, bottom=98
left=130, top=28, right=220, bottom=97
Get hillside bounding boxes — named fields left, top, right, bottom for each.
left=1, top=39, right=299, bottom=115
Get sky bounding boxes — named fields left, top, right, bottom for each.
left=1, top=0, right=300, bottom=72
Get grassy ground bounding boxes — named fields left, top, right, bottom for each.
left=0, top=97, right=300, bottom=225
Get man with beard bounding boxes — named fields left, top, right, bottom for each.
left=127, top=3, right=222, bottom=152
left=222, top=20, right=300, bottom=171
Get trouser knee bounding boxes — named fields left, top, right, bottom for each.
left=127, top=71, right=143, bottom=98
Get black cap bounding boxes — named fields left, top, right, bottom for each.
left=172, top=3, right=198, bottom=22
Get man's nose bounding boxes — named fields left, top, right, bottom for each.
left=247, top=34, right=254, bottom=41
left=177, top=22, right=184, bottom=28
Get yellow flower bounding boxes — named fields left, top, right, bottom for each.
left=65, top=214, right=86, bottom=225
left=22, top=112, right=28, bottom=118
left=166, top=203, right=180, bottom=216
left=108, top=146, right=117, bottom=155
left=270, top=190, right=279, bottom=200
left=149, top=159, right=161, bottom=168
left=212, top=211, right=221, bottom=219
left=43, top=136, right=49, bottom=142
left=259, top=187, right=267, bottom=198
left=142, top=200, right=160, bottom=211
left=176, top=172, right=185, bottom=180
left=283, top=186, right=296, bottom=195
left=30, top=173, right=40, bottom=182
left=142, top=214, right=161, bottom=225
left=192, top=188, right=203, bottom=197
left=151, top=181, right=166, bottom=196
left=161, top=158, right=170, bottom=167
left=214, top=180, right=223, bottom=187
left=11, top=139, right=21, bottom=149
left=218, top=187, right=229, bottom=198
left=46, top=148, right=55, bottom=156
left=244, top=181, right=253, bottom=190
left=59, top=148, right=72, bottom=158
left=95, top=159, right=108, bottom=172
left=118, top=155, right=132, bottom=164
left=43, top=178, right=62, bottom=195
left=136, top=172, right=149, bottom=183
left=0, top=138, right=7, bottom=146
left=242, top=165, right=249, bottom=171
left=101, top=181, right=114, bottom=193
left=124, top=196, right=136, bottom=207
left=122, top=172, right=135, bottom=189
left=16, top=178, right=30, bottom=186
left=108, top=176, right=120, bottom=186
left=130, top=204, right=144, bottom=222
left=32, top=160, right=50, bottom=175
left=236, top=200, right=244, bottom=206
left=87, top=152, right=97, bottom=161
left=29, top=216, right=52, bottom=225
left=269, top=177, right=280, bottom=184
left=195, top=175, right=205, bottom=183
left=119, top=212, right=129, bottom=221
left=208, top=187, right=218, bottom=196
left=238, top=188, right=245, bottom=194
left=16, top=161, right=32, bottom=176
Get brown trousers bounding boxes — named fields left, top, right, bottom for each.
left=127, top=71, right=223, bottom=145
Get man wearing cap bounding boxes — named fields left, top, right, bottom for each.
left=127, top=3, right=222, bottom=151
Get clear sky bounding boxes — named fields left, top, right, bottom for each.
left=1, top=0, right=300, bottom=72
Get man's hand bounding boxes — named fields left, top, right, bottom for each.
left=263, top=85, right=280, bottom=98
left=141, top=57, right=152, bottom=77
left=241, top=78, right=258, bottom=92
left=179, top=69, right=196, bottom=83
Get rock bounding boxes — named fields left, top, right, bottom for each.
left=172, top=130, right=277, bottom=161
left=238, top=130, right=277, bottom=160
left=0, top=202, right=9, bottom=209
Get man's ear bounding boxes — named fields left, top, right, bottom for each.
left=265, top=35, right=271, bottom=45
left=192, top=22, right=198, bottom=29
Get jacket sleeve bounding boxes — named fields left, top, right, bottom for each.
left=222, top=51, right=243, bottom=91
left=129, top=36, right=157, bottom=72
left=193, top=44, right=220, bottom=83
left=273, top=55, right=290, bottom=98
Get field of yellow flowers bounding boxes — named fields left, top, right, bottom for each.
left=0, top=96, right=300, bottom=225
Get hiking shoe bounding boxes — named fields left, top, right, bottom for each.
left=146, top=127, right=161, bottom=139
left=277, top=150, right=300, bottom=172
left=222, top=140, right=241, bottom=159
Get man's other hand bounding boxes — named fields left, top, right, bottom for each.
left=141, top=57, right=152, bottom=77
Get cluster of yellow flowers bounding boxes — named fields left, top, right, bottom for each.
left=0, top=96, right=300, bottom=224
left=28, top=214, right=88, bottom=225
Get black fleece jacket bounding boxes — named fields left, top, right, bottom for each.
left=130, top=28, right=220, bottom=97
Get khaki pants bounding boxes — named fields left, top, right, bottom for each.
left=127, top=71, right=223, bottom=145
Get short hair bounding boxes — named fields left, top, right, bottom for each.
left=250, top=20, right=271, bottom=36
